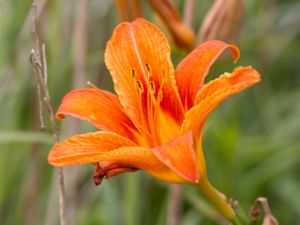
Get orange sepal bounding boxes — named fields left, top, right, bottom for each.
left=175, top=40, right=240, bottom=110
left=152, top=132, right=199, bottom=183
left=181, top=66, right=261, bottom=135
left=55, top=88, right=138, bottom=141
left=48, top=131, right=185, bottom=183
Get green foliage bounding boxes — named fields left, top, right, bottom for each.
left=0, top=0, right=299, bottom=224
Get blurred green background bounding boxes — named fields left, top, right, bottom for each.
left=0, top=0, right=300, bottom=224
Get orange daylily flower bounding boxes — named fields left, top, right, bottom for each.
left=48, top=18, right=260, bottom=221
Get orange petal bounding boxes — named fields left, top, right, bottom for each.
left=56, top=88, right=138, bottom=141
left=48, top=131, right=185, bottom=183
left=152, top=132, right=199, bottom=183
left=175, top=40, right=240, bottom=110
left=181, top=66, right=261, bottom=136
left=48, top=131, right=136, bottom=165
left=105, top=18, right=184, bottom=129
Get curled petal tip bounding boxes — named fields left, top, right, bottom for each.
left=229, top=44, right=240, bottom=63
left=176, top=40, right=242, bottom=109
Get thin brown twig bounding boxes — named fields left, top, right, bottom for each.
left=167, top=184, right=183, bottom=225
left=183, top=0, right=196, bottom=27
left=30, top=52, right=45, bottom=131
left=36, top=76, right=45, bottom=130
left=42, top=44, right=48, bottom=84
left=31, top=1, right=66, bottom=225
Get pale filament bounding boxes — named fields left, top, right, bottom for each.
left=131, top=64, right=165, bottom=147
left=131, top=69, right=152, bottom=144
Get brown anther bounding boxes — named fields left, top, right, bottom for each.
left=146, top=63, right=151, bottom=73
left=131, top=69, right=136, bottom=81
left=150, top=81, right=156, bottom=94
left=136, top=80, right=144, bottom=93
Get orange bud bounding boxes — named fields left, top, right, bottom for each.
left=199, top=0, right=244, bottom=43
left=115, top=0, right=143, bottom=22
left=147, top=0, right=196, bottom=50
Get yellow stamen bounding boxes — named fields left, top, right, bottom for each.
left=87, top=81, right=99, bottom=89
left=145, top=63, right=151, bottom=74
left=157, top=71, right=166, bottom=101
left=136, top=80, right=144, bottom=93
left=150, top=71, right=166, bottom=145
left=131, top=65, right=168, bottom=147
left=145, top=64, right=166, bottom=146
left=146, top=64, right=152, bottom=133
left=130, top=69, right=153, bottom=145
left=150, top=81, right=156, bottom=94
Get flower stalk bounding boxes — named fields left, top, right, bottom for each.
left=196, top=179, right=241, bottom=225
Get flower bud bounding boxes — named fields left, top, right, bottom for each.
left=115, top=0, right=143, bottom=21
left=199, top=0, right=244, bottom=43
left=148, top=0, right=196, bottom=50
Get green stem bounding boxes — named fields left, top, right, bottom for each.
left=232, top=217, right=243, bottom=225
left=196, top=179, right=242, bottom=225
